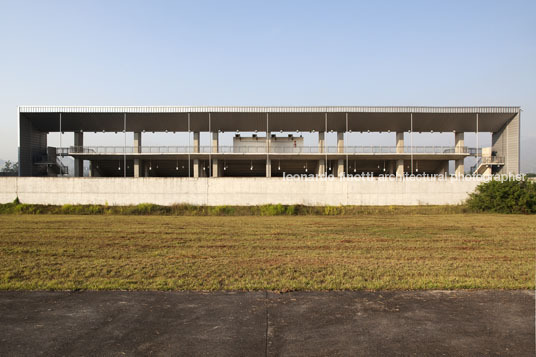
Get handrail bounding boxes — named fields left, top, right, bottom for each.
left=58, top=145, right=475, bottom=155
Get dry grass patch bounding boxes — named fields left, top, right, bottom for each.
left=0, top=214, right=534, bottom=290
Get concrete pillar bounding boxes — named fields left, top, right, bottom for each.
left=317, top=159, right=325, bottom=176
left=74, top=132, right=83, bottom=177
left=133, top=132, right=142, bottom=177
left=193, top=132, right=200, bottom=153
left=266, top=158, right=271, bottom=177
left=337, top=159, right=345, bottom=177
left=388, top=161, right=396, bottom=175
left=396, top=132, right=404, bottom=153
left=211, top=132, right=218, bottom=153
left=337, top=132, right=344, bottom=153
left=318, top=132, right=325, bottom=176
left=193, top=160, right=199, bottom=178
left=193, top=132, right=200, bottom=178
left=438, top=161, right=449, bottom=176
left=455, top=132, right=464, bottom=176
left=211, top=132, right=219, bottom=177
left=212, top=159, right=219, bottom=177
left=318, top=132, right=325, bottom=153
left=396, top=159, right=404, bottom=176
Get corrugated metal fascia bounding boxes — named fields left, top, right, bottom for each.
left=18, top=105, right=521, bottom=114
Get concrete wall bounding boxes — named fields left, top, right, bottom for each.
left=492, top=113, right=520, bottom=174
left=0, top=177, right=483, bottom=206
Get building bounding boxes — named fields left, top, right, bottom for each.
left=18, top=106, right=520, bottom=178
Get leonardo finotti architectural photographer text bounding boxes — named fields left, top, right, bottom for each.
left=282, top=173, right=526, bottom=182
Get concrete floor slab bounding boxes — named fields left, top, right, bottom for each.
left=0, top=291, right=533, bottom=356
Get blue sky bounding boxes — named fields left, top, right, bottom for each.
left=0, top=1, right=534, bottom=168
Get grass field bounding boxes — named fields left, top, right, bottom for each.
left=0, top=214, right=534, bottom=290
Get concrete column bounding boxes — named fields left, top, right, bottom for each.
left=337, top=159, right=345, bottom=177
left=318, top=132, right=325, bottom=176
left=193, top=160, right=199, bottom=178
left=337, top=132, right=344, bottom=153
left=74, top=132, right=83, bottom=177
left=318, top=132, right=325, bottom=153
left=388, top=161, right=396, bottom=175
left=212, top=159, right=219, bottom=178
left=438, top=161, right=449, bottom=176
left=396, top=159, right=404, bottom=176
left=133, top=132, right=142, bottom=177
left=266, top=158, right=271, bottom=177
left=193, top=132, right=200, bottom=153
left=193, top=132, right=200, bottom=178
left=455, top=132, right=464, bottom=175
left=317, top=159, right=325, bottom=176
left=396, top=132, right=404, bottom=153
left=211, top=132, right=218, bottom=177
left=211, top=132, right=218, bottom=153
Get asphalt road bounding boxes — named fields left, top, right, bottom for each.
left=0, top=290, right=533, bottom=356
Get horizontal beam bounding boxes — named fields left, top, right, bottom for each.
left=19, top=106, right=520, bottom=114
left=58, top=145, right=475, bottom=155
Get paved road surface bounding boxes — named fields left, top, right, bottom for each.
left=0, top=290, right=533, bottom=356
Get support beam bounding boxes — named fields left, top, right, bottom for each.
left=396, top=132, right=404, bottom=153
left=455, top=132, right=464, bottom=176
left=74, top=132, right=83, bottom=177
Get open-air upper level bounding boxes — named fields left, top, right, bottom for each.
left=18, top=106, right=520, bottom=177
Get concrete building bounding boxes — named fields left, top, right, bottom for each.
left=18, top=106, right=520, bottom=178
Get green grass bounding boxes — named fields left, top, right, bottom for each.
left=0, top=214, right=534, bottom=291
left=0, top=202, right=469, bottom=216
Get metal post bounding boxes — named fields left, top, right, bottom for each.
left=410, top=113, right=413, bottom=174
left=123, top=113, right=126, bottom=178
left=188, top=113, right=191, bottom=177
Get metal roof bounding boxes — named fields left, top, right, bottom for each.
left=18, top=106, right=520, bottom=114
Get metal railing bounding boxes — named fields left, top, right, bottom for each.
left=470, top=156, right=504, bottom=173
left=58, top=145, right=472, bottom=155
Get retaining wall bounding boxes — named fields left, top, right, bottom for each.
left=0, top=177, right=483, bottom=206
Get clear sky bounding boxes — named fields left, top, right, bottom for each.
left=0, top=1, right=534, bottom=168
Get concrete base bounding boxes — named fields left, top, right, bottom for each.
left=0, top=177, right=484, bottom=206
